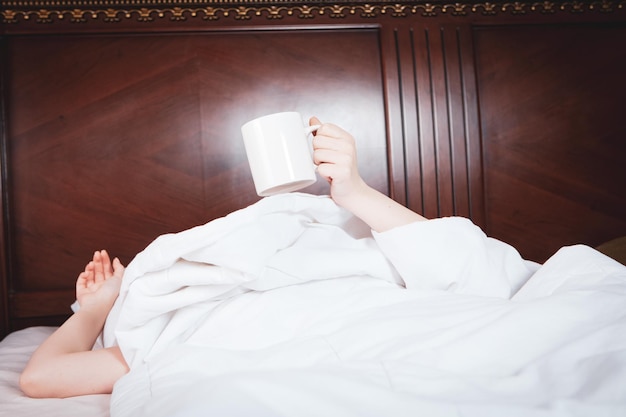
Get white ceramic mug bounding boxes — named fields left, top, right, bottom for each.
left=241, top=112, right=320, bottom=197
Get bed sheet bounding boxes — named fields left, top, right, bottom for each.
left=0, top=327, right=110, bottom=417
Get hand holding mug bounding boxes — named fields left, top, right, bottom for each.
left=311, top=117, right=367, bottom=207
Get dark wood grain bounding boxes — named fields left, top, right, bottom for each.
left=1, top=10, right=626, bottom=338
left=2, top=29, right=388, bottom=331
left=474, top=23, right=626, bottom=262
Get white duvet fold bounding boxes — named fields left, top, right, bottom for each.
left=103, top=193, right=626, bottom=417
left=103, top=193, right=403, bottom=366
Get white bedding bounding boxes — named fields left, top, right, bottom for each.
left=0, top=327, right=110, bottom=417
left=101, top=193, right=626, bottom=417
left=3, top=193, right=626, bottom=417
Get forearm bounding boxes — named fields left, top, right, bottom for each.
left=20, top=250, right=129, bottom=397
left=20, top=305, right=129, bottom=398
left=338, top=182, right=427, bottom=233
left=31, top=307, right=106, bottom=358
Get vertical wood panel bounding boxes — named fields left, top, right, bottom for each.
left=442, top=26, right=471, bottom=220
left=457, top=24, right=486, bottom=229
left=393, top=25, right=422, bottom=211
left=429, top=26, right=454, bottom=218
left=0, top=35, right=7, bottom=337
left=395, top=22, right=478, bottom=221
left=380, top=26, right=408, bottom=205
left=412, top=26, right=438, bottom=218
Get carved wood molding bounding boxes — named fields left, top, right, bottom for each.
left=2, top=0, right=625, bottom=24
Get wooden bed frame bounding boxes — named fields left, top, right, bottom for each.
left=1, top=0, right=625, bottom=339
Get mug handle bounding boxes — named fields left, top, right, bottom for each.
left=305, top=124, right=321, bottom=169
left=305, top=124, right=321, bottom=135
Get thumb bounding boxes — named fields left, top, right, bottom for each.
left=112, top=257, right=126, bottom=277
left=309, top=116, right=322, bottom=128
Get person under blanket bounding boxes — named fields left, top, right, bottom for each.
left=19, top=116, right=429, bottom=398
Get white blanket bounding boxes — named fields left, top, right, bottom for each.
left=105, top=193, right=626, bottom=417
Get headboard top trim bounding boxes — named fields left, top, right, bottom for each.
left=2, top=0, right=625, bottom=24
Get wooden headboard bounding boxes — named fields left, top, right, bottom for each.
left=2, top=0, right=625, bottom=339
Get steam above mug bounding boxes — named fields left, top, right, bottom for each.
left=241, top=112, right=319, bottom=197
